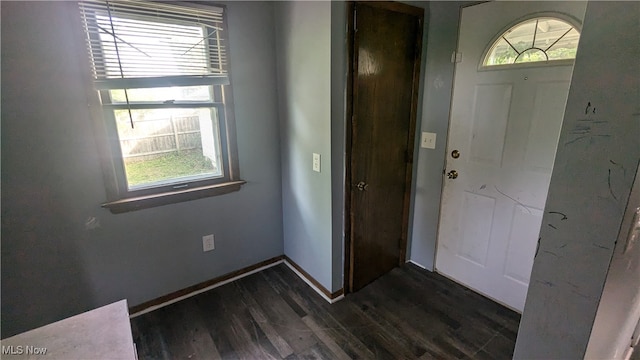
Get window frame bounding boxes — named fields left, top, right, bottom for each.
left=78, top=0, right=244, bottom=213
left=101, top=100, right=232, bottom=197
left=478, top=12, right=583, bottom=71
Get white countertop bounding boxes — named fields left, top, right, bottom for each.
left=1, top=300, right=137, bottom=360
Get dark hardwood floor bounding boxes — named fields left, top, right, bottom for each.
left=131, top=263, right=520, bottom=359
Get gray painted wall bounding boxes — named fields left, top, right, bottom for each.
left=514, top=1, right=640, bottom=358
left=1, top=1, right=284, bottom=338
left=274, top=2, right=335, bottom=291
left=408, top=1, right=464, bottom=270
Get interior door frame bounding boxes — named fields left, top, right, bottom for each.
left=343, top=1, right=424, bottom=293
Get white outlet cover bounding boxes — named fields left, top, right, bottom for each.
left=202, top=234, right=215, bottom=252
left=312, top=153, right=321, bottom=172
left=421, top=132, right=437, bottom=149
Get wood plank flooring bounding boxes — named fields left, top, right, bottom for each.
left=131, top=263, right=520, bottom=359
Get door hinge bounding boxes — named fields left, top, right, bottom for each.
left=451, top=51, right=462, bottom=63
left=353, top=7, right=357, bottom=32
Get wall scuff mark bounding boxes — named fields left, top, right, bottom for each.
left=608, top=169, right=618, bottom=200
left=549, top=211, right=568, bottom=220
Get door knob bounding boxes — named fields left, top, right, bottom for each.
left=356, top=181, right=369, bottom=191
left=446, top=170, right=458, bottom=179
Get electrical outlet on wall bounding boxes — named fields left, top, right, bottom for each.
left=312, top=153, right=321, bottom=172
left=202, top=234, right=215, bottom=252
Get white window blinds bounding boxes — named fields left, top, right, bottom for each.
left=79, top=0, right=228, bottom=88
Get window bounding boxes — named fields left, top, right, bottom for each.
left=79, top=0, right=243, bottom=213
left=483, top=17, right=581, bottom=67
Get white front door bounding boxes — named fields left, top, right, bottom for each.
left=435, top=1, right=587, bottom=312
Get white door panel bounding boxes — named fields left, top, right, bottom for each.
left=503, top=205, right=543, bottom=285
left=524, top=81, right=571, bottom=172
left=436, top=1, right=586, bottom=311
left=469, top=84, right=512, bottom=167
left=458, top=191, right=496, bottom=266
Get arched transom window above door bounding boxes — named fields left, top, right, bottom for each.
left=483, top=17, right=581, bottom=67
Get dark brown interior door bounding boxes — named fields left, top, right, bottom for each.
left=348, top=2, right=423, bottom=291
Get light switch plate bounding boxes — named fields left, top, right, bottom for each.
left=312, top=153, right=321, bottom=172
left=421, top=132, right=437, bottom=149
